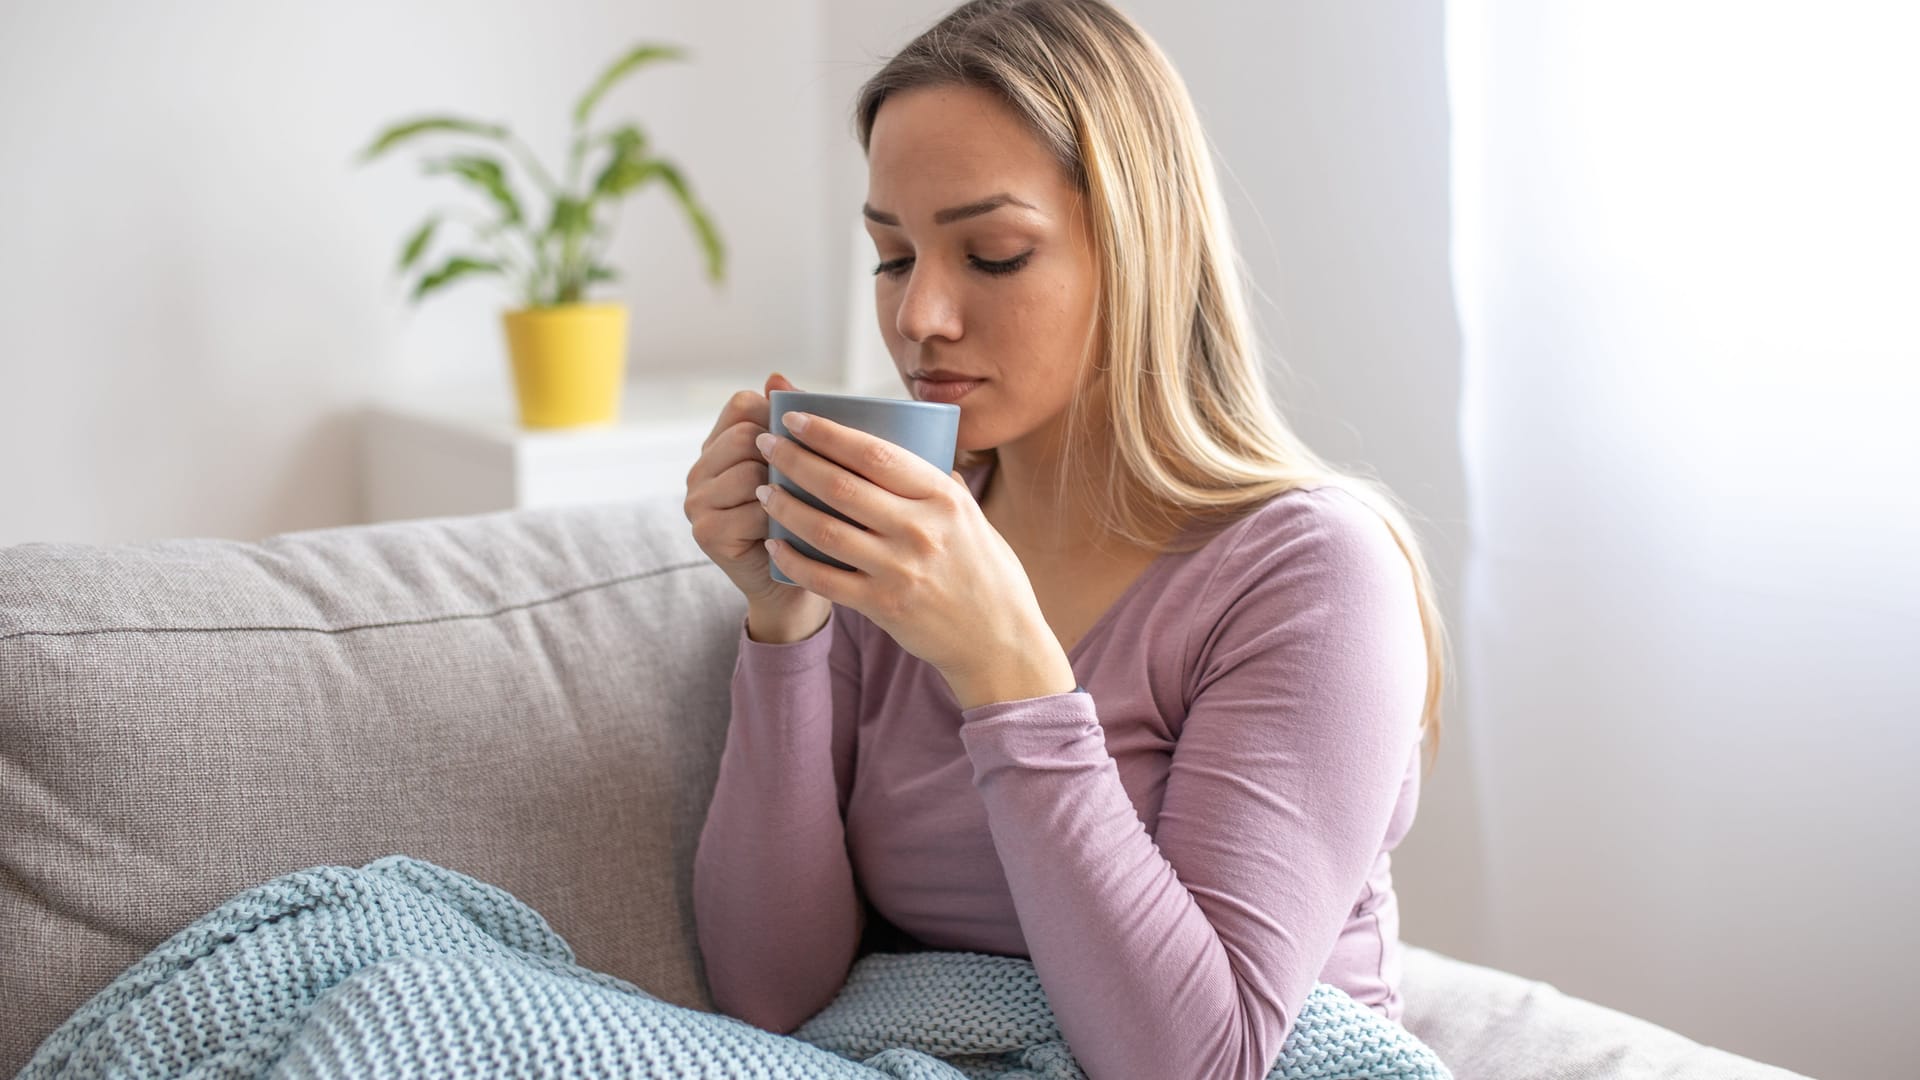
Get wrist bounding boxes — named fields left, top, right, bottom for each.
left=745, top=598, right=830, bottom=644
left=947, top=643, right=1078, bottom=712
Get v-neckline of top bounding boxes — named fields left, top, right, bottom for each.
left=963, top=457, right=1184, bottom=664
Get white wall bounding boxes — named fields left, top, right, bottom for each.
left=0, top=0, right=830, bottom=545
left=1450, top=5, right=1918, bottom=1076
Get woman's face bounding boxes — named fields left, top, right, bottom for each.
left=864, top=84, right=1100, bottom=455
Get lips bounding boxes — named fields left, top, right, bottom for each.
left=911, top=377, right=983, bottom=403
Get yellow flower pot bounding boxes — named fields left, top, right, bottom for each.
left=501, top=302, right=630, bottom=429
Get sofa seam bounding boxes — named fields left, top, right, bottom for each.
left=0, top=558, right=715, bottom=642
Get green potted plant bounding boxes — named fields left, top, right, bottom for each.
left=358, top=43, right=725, bottom=429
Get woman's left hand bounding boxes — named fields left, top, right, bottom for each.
left=754, top=411, right=1074, bottom=709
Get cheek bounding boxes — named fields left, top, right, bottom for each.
left=993, top=278, right=1090, bottom=373
left=873, top=287, right=905, bottom=349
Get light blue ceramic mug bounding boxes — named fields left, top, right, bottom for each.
left=765, top=390, right=962, bottom=586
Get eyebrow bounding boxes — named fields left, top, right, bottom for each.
left=862, top=193, right=1039, bottom=227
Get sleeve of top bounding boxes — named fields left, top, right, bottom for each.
left=693, top=602, right=865, bottom=1034
left=954, top=490, right=1429, bottom=1080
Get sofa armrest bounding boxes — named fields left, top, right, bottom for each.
left=1401, top=943, right=1810, bottom=1080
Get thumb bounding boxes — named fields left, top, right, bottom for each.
left=765, top=371, right=801, bottom=394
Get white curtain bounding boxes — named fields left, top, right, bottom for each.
left=1446, top=3, right=1917, bottom=1077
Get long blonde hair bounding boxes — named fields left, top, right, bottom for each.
left=855, top=0, right=1448, bottom=771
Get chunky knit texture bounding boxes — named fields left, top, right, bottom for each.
left=22, top=857, right=1451, bottom=1079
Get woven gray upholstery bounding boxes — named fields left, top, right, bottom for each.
left=1, top=498, right=740, bottom=1075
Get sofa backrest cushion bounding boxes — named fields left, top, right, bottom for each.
left=0, top=499, right=741, bottom=1076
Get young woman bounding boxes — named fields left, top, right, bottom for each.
left=684, top=1, right=1448, bottom=1076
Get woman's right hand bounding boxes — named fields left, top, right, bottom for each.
left=683, top=372, right=833, bottom=640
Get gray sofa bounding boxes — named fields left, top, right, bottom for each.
left=0, top=498, right=1809, bottom=1079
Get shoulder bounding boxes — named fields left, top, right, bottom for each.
left=1201, top=484, right=1412, bottom=608
left=1180, top=484, right=1427, bottom=727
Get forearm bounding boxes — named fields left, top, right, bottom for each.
left=957, top=698, right=1287, bottom=1080
left=693, top=617, right=862, bottom=1033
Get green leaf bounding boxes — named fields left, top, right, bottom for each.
left=572, top=44, right=686, bottom=128
left=397, top=216, right=439, bottom=272
left=648, top=158, right=726, bottom=283
left=411, top=255, right=503, bottom=303
left=589, top=126, right=652, bottom=201
left=358, top=116, right=507, bottom=163
left=593, top=157, right=658, bottom=202
left=547, top=195, right=592, bottom=238
left=423, top=155, right=523, bottom=227
left=585, top=264, right=620, bottom=283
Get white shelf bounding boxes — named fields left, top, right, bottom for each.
left=360, top=375, right=878, bottom=523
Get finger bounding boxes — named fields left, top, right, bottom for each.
left=688, top=423, right=768, bottom=487
left=778, top=413, right=949, bottom=501
left=764, top=536, right=862, bottom=605
left=702, top=389, right=769, bottom=453
left=759, top=476, right=884, bottom=573
left=723, top=500, right=772, bottom=541
left=705, top=457, right=768, bottom=509
left=697, top=500, right=771, bottom=550
left=760, top=428, right=909, bottom=540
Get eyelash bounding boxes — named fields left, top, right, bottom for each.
left=872, top=251, right=1033, bottom=280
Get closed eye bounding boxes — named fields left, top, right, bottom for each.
left=972, top=252, right=1032, bottom=276
left=872, top=251, right=1035, bottom=280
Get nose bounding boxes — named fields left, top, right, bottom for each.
left=892, top=258, right=963, bottom=345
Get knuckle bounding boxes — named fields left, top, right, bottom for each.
left=862, top=439, right=899, bottom=472
left=813, top=516, right=846, bottom=553
left=877, top=587, right=909, bottom=623
left=828, top=472, right=861, bottom=504
left=907, top=565, right=938, bottom=601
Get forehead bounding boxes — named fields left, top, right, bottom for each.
left=866, top=84, right=1069, bottom=210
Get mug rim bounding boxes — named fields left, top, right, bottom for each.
left=768, top=389, right=959, bottom=413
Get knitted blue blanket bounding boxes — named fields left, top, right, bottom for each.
left=22, top=856, right=1450, bottom=1079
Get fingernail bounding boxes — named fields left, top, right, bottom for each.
left=785, top=412, right=812, bottom=433
left=755, top=432, right=776, bottom=456
left=755, top=484, right=770, bottom=504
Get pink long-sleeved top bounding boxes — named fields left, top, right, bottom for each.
left=693, top=458, right=1429, bottom=1080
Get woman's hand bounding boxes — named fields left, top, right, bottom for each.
left=754, top=411, right=1075, bottom=708
left=683, top=373, right=832, bottom=639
